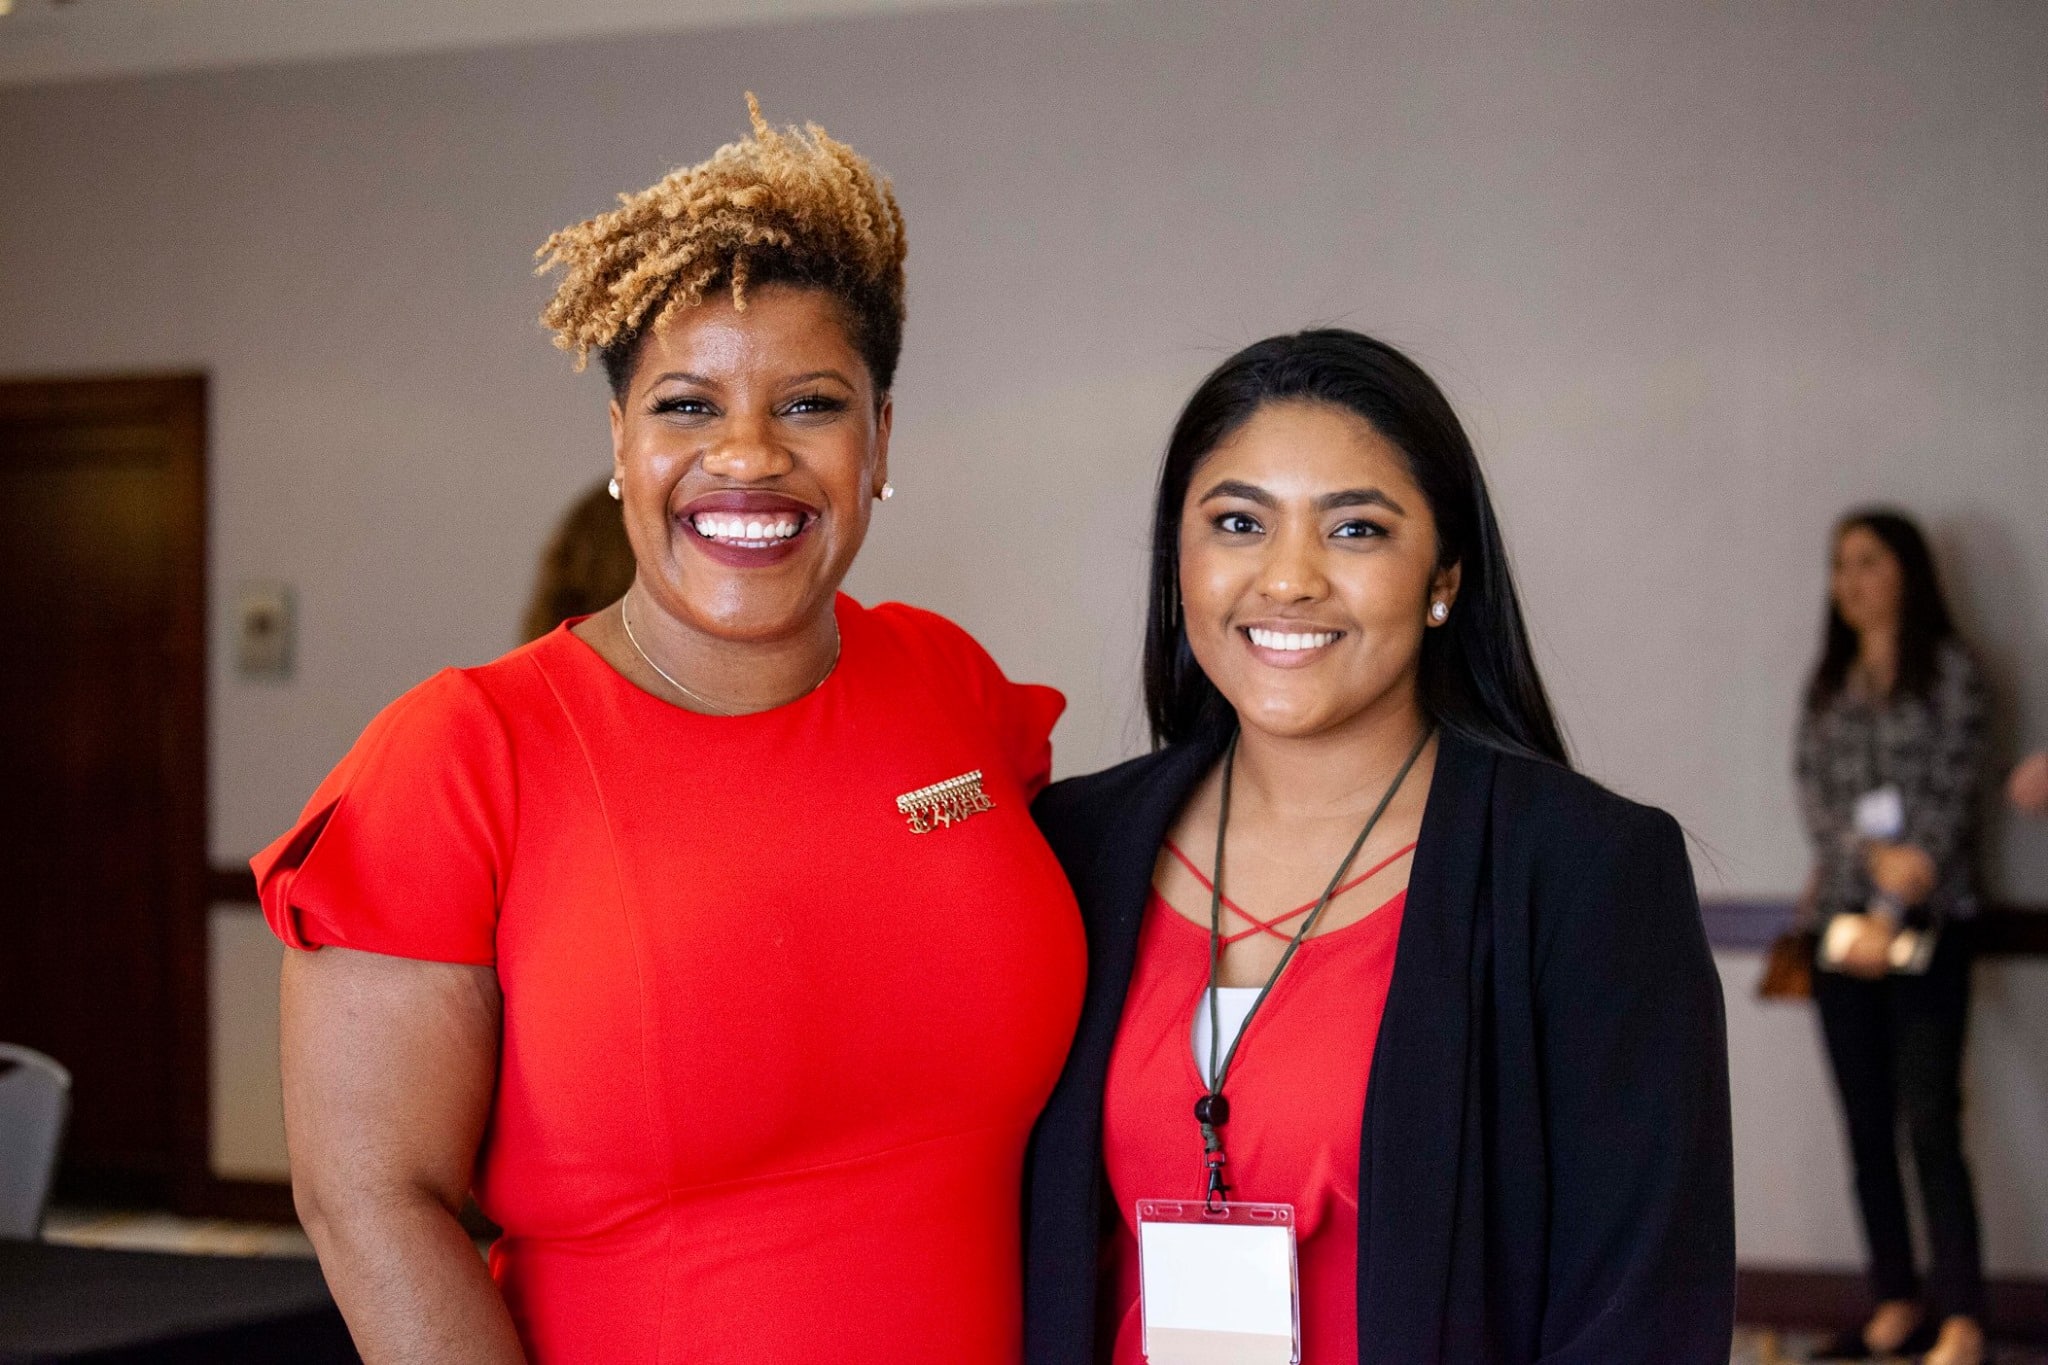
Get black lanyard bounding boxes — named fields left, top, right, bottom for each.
left=1195, top=724, right=1433, bottom=1209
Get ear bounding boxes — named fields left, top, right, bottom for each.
left=871, top=393, right=894, bottom=498
left=1429, top=560, right=1463, bottom=623
left=608, top=397, right=626, bottom=488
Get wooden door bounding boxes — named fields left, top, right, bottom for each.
left=0, top=376, right=207, bottom=1206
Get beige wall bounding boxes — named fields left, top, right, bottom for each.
left=4, top=0, right=2045, bottom=1264
left=208, top=906, right=288, bottom=1179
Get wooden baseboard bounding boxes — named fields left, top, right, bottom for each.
left=1738, top=1266, right=2048, bottom=1341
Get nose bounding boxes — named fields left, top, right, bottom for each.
left=1257, top=524, right=1328, bottom=605
left=700, top=414, right=795, bottom=482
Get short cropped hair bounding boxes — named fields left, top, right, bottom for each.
left=536, top=95, right=907, bottom=398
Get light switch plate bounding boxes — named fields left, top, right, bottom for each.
left=235, top=581, right=295, bottom=680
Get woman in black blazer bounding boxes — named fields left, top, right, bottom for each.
left=1023, top=330, right=1734, bottom=1365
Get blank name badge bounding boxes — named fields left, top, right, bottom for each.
left=1853, top=784, right=1905, bottom=841
left=1137, top=1200, right=1299, bottom=1365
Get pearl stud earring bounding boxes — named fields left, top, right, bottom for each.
left=1430, top=601, right=1449, bottom=622
left=607, top=477, right=621, bottom=501
left=879, top=483, right=895, bottom=501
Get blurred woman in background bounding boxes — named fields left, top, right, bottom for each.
left=519, top=479, right=635, bottom=642
left=1798, top=509, right=1990, bottom=1365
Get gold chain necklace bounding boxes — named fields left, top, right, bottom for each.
left=619, top=595, right=840, bottom=716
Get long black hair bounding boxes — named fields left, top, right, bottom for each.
left=1804, top=508, right=1958, bottom=712
left=1143, top=329, right=1568, bottom=766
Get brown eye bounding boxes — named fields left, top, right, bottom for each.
left=1332, top=519, right=1388, bottom=540
left=1214, top=512, right=1261, bottom=535
left=782, top=394, right=848, bottom=417
left=649, top=395, right=716, bottom=417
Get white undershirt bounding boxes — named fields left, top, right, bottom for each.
left=1190, top=985, right=1263, bottom=1080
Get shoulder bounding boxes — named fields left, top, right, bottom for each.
left=1493, top=748, right=1680, bottom=848
left=453, top=626, right=582, bottom=713
left=358, top=662, right=515, bottom=759
left=1935, top=637, right=1979, bottom=671
left=302, top=666, right=522, bottom=836
left=1033, top=743, right=1208, bottom=870
left=861, top=599, right=1067, bottom=792
left=860, top=599, right=985, bottom=660
left=1035, top=748, right=1167, bottom=824
left=1483, top=748, right=1689, bottom=905
left=255, top=661, right=522, bottom=961
left=364, top=627, right=610, bottom=754
left=1475, top=751, right=1699, bottom=979
left=858, top=599, right=1015, bottom=694
left=1933, top=638, right=1986, bottom=694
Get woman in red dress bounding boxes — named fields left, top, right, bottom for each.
left=261, top=101, right=1084, bottom=1363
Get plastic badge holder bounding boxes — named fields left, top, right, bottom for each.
left=1853, top=784, right=1906, bottom=841
left=1136, top=1199, right=1300, bottom=1365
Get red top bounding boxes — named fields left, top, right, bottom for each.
left=1100, top=859, right=1408, bottom=1365
left=253, top=597, right=1087, bottom=1364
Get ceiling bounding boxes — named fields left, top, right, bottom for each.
left=0, top=0, right=1050, bottom=87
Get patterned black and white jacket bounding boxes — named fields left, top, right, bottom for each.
left=1795, top=640, right=1990, bottom=925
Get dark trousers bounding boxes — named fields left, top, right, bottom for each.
left=1814, top=924, right=1986, bottom=1320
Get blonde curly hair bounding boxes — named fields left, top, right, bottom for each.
left=536, top=94, right=907, bottom=397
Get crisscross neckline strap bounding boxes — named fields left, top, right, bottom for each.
left=1162, top=837, right=1419, bottom=944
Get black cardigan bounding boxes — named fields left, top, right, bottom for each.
left=1022, top=729, right=1735, bottom=1365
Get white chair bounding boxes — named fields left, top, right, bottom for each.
left=0, top=1043, right=71, bottom=1239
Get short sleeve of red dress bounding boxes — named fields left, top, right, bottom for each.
left=868, top=602, right=1064, bottom=800
left=252, top=668, right=514, bottom=965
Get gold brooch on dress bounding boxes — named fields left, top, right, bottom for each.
left=896, top=770, right=994, bottom=833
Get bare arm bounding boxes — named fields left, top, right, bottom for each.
left=281, top=946, right=526, bottom=1364
left=2008, top=751, right=2048, bottom=815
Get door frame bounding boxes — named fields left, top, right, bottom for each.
left=0, top=373, right=209, bottom=1210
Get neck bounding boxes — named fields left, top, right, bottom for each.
left=1856, top=624, right=1898, bottom=670
left=1229, top=688, right=1432, bottom=823
left=621, top=583, right=840, bottom=714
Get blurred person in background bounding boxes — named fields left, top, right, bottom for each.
left=257, top=100, right=1084, bottom=1364
left=1797, top=508, right=1990, bottom=1365
left=519, top=480, right=636, bottom=642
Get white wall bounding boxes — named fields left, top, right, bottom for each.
left=3, top=0, right=2045, bottom=1257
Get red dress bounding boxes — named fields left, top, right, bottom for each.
left=1099, top=861, right=1407, bottom=1365
left=253, top=597, right=1087, bottom=1364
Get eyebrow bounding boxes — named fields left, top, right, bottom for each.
left=643, top=369, right=857, bottom=393
left=784, top=369, right=856, bottom=389
left=1199, top=479, right=1408, bottom=516
left=645, top=370, right=717, bottom=390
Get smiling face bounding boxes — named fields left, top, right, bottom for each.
left=1830, top=523, right=1904, bottom=638
left=609, top=284, right=891, bottom=643
left=1178, top=400, right=1458, bottom=742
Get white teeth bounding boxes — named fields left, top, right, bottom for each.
left=690, top=513, right=804, bottom=544
left=1247, top=627, right=1339, bottom=652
